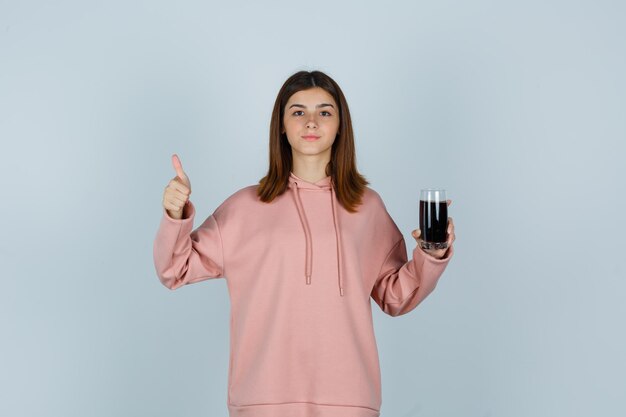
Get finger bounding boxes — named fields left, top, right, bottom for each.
left=173, top=190, right=189, bottom=202
left=447, top=199, right=452, bottom=206
left=170, top=195, right=187, bottom=206
left=446, top=218, right=455, bottom=245
left=164, top=201, right=183, bottom=212
left=172, top=154, right=187, bottom=180
left=448, top=227, right=455, bottom=244
left=169, top=180, right=190, bottom=195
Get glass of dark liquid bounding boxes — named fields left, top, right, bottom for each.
left=419, top=189, right=448, bottom=250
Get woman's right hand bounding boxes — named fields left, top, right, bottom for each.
left=163, top=154, right=192, bottom=219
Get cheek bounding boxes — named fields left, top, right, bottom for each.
left=284, top=119, right=300, bottom=132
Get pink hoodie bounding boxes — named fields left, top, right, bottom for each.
left=153, top=171, right=453, bottom=417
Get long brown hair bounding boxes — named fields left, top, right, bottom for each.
left=257, top=70, right=369, bottom=213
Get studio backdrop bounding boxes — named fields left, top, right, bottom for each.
left=1, top=1, right=624, bottom=416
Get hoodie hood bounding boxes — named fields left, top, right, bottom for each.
left=288, top=171, right=345, bottom=297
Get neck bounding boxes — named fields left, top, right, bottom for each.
left=291, top=155, right=330, bottom=183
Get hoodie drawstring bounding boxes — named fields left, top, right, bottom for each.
left=330, top=185, right=345, bottom=296
left=289, top=173, right=344, bottom=297
left=291, top=184, right=313, bottom=285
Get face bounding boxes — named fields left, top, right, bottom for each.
left=282, top=87, right=340, bottom=162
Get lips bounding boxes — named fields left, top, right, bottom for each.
left=302, top=135, right=320, bottom=141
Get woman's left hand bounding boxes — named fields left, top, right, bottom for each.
left=411, top=199, right=455, bottom=260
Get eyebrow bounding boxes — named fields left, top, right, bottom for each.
left=288, top=103, right=335, bottom=109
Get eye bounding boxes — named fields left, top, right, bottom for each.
left=292, top=110, right=333, bottom=116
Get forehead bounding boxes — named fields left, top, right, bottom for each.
left=286, top=87, right=337, bottom=106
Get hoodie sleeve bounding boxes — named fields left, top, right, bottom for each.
left=153, top=200, right=225, bottom=290
left=370, top=205, right=454, bottom=317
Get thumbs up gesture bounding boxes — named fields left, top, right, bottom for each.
left=163, top=154, right=192, bottom=219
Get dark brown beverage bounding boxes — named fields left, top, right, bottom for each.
left=419, top=200, right=448, bottom=243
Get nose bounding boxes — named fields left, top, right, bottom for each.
left=306, top=114, right=318, bottom=129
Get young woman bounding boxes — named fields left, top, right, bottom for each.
left=154, top=70, right=455, bottom=417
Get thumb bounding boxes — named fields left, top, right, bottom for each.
left=171, top=154, right=188, bottom=180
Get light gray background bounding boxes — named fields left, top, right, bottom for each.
left=1, top=1, right=624, bottom=416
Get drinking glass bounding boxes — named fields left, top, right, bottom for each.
left=419, top=189, right=448, bottom=250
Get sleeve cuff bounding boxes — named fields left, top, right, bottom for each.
left=162, top=200, right=195, bottom=222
